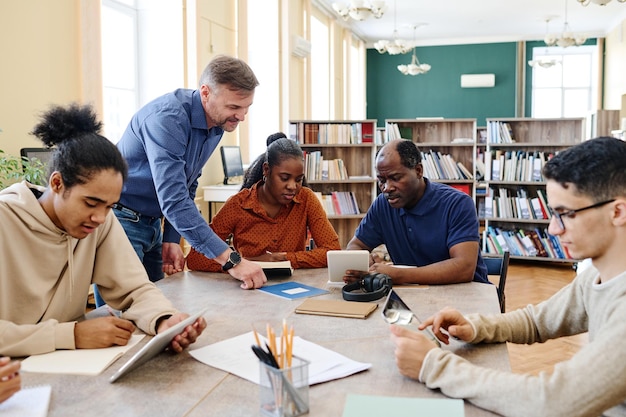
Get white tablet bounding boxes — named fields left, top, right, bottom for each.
left=326, top=250, right=370, bottom=286
left=109, top=307, right=208, bottom=383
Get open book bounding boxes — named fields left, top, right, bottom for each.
left=252, top=260, right=294, bottom=278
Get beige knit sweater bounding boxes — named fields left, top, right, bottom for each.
left=420, top=266, right=626, bottom=417
left=0, top=182, right=178, bottom=357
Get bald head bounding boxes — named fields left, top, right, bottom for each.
left=377, top=139, right=421, bottom=169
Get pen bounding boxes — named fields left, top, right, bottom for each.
left=107, top=306, right=120, bottom=318
left=266, top=250, right=272, bottom=255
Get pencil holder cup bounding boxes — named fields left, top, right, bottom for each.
left=259, top=356, right=310, bottom=417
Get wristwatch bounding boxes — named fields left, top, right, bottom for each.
left=222, top=250, right=242, bottom=271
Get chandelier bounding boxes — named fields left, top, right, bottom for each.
left=528, top=55, right=560, bottom=68
left=332, top=1, right=386, bottom=21
left=374, top=32, right=413, bottom=55
left=529, top=19, right=561, bottom=68
left=545, top=0, right=586, bottom=47
left=577, top=0, right=626, bottom=5
left=373, top=1, right=412, bottom=54
left=397, top=26, right=430, bottom=75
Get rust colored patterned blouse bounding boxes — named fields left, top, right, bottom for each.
left=186, top=183, right=340, bottom=272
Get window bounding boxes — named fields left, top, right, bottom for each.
left=348, top=38, right=365, bottom=119
left=246, top=0, right=280, bottom=160
left=310, top=13, right=330, bottom=120
left=101, top=0, right=184, bottom=143
left=101, top=0, right=138, bottom=143
left=531, top=45, right=597, bottom=118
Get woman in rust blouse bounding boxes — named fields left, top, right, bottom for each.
left=186, top=134, right=340, bottom=272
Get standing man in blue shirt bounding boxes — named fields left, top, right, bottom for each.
left=95, top=56, right=266, bottom=306
left=345, top=139, right=488, bottom=285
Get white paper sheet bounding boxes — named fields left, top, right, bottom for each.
left=189, top=331, right=371, bottom=385
left=0, top=385, right=52, bottom=417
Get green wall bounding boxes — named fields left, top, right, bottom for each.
left=366, top=42, right=518, bottom=127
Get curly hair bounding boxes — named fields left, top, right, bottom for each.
left=30, top=103, right=128, bottom=188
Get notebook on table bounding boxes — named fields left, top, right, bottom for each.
left=326, top=250, right=370, bottom=286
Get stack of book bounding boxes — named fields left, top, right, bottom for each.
left=483, top=226, right=568, bottom=259
left=303, top=152, right=349, bottom=180
left=487, top=121, right=515, bottom=143
left=292, top=123, right=373, bottom=144
left=421, top=150, right=473, bottom=180
left=314, top=191, right=360, bottom=215
left=484, top=188, right=549, bottom=220
left=489, top=150, right=554, bottom=182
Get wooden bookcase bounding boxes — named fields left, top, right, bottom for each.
left=289, top=120, right=377, bottom=248
left=384, top=118, right=477, bottom=199
left=483, top=117, right=585, bottom=262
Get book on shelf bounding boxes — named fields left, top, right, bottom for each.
left=491, top=157, right=501, bottom=181
left=517, top=230, right=538, bottom=256
left=536, top=189, right=550, bottom=216
left=484, top=192, right=494, bottom=218
left=361, top=122, right=374, bottom=143
left=457, top=161, right=474, bottom=180
left=528, top=229, right=549, bottom=257
left=449, top=184, right=472, bottom=196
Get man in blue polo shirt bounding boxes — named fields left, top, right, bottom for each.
left=94, top=56, right=266, bottom=307
left=346, top=139, right=488, bottom=285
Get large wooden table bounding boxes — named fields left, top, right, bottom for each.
left=22, top=269, right=509, bottom=417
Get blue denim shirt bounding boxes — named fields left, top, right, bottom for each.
left=117, top=88, right=229, bottom=259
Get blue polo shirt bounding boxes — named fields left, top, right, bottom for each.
left=355, top=179, right=488, bottom=283
left=116, top=88, right=229, bottom=259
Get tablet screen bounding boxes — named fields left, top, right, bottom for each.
left=326, top=250, right=370, bottom=285
left=109, top=307, right=208, bottom=383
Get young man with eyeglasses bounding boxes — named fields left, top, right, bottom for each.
left=390, top=136, right=626, bottom=416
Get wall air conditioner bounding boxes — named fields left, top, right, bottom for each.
left=291, top=35, right=312, bottom=58
left=460, top=74, right=495, bottom=88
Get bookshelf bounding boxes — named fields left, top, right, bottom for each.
left=289, top=120, right=378, bottom=248
left=483, top=117, right=585, bottom=262
left=384, top=118, right=477, bottom=199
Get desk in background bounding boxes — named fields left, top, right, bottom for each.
left=202, top=184, right=240, bottom=220
left=22, top=269, right=508, bottom=417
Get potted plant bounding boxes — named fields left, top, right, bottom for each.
left=0, top=149, right=48, bottom=189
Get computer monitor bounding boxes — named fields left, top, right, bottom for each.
left=220, top=146, right=244, bottom=185
left=20, top=148, right=53, bottom=167
left=20, top=148, right=53, bottom=185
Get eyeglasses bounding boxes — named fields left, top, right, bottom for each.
left=547, top=199, right=615, bottom=230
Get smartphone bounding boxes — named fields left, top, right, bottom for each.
left=381, top=289, right=441, bottom=347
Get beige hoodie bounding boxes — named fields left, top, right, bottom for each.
left=0, top=182, right=177, bottom=356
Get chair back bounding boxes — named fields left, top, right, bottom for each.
left=483, top=251, right=510, bottom=313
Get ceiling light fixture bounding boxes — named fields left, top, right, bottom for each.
left=528, top=56, right=560, bottom=68
left=373, top=0, right=413, bottom=54
left=529, top=19, right=561, bottom=68
left=397, top=25, right=430, bottom=76
left=577, top=0, right=626, bottom=6
left=545, top=0, right=587, bottom=47
left=332, top=1, right=386, bottom=21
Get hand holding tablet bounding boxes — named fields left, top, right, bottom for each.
left=109, top=307, right=208, bottom=383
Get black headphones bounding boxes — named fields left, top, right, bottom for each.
left=342, top=273, right=392, bottom=302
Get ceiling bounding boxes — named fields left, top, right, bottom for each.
left=316, top=0, right=626, bottom=47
